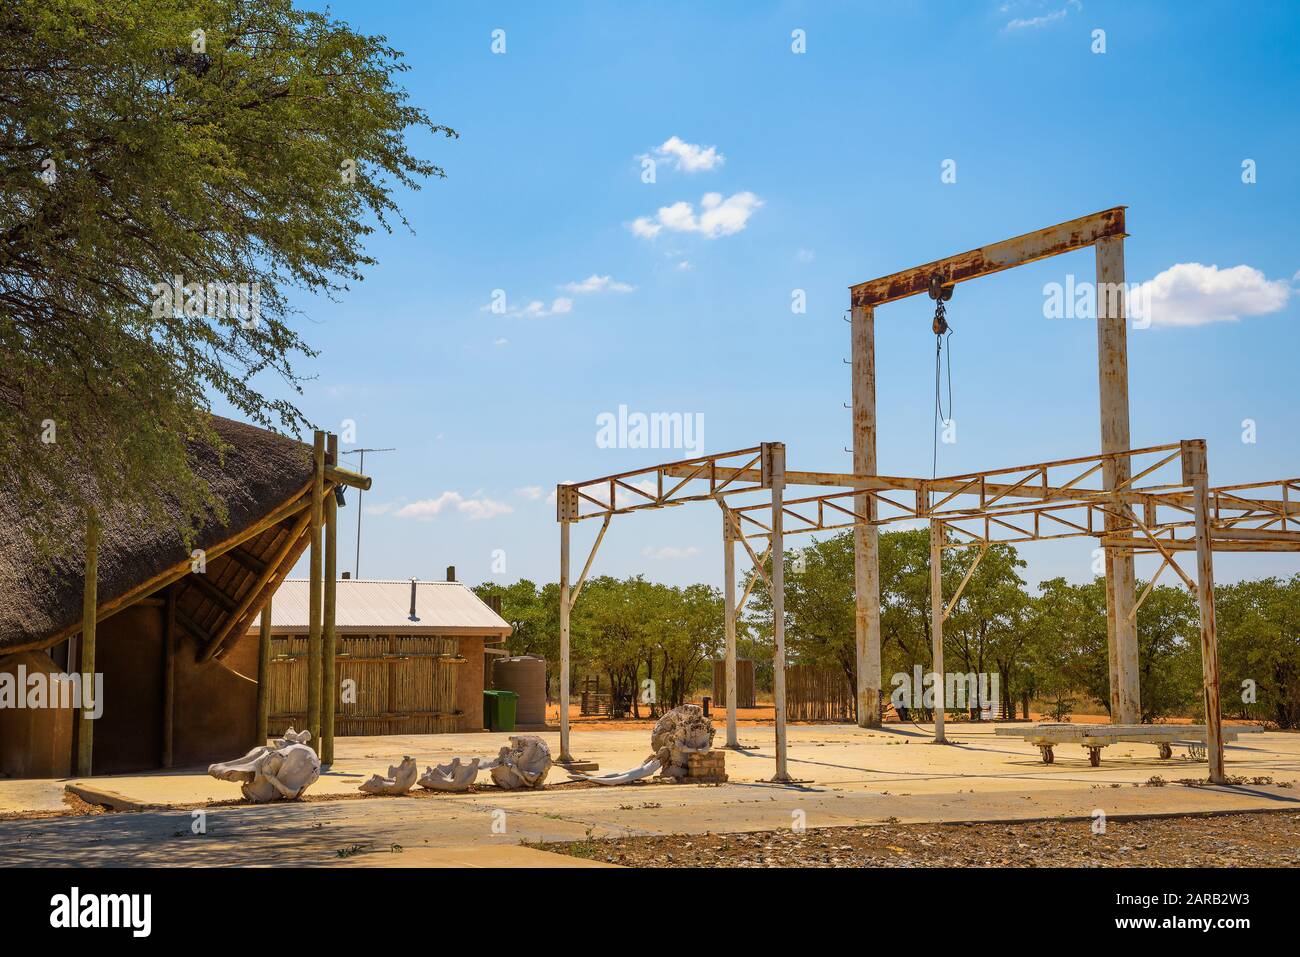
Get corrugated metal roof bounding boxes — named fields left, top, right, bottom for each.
left=251, top=579, right=512, bottom=636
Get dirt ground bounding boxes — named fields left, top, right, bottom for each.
left=548, top=703, right=780, bottom=730
left=542, top=809, right=1300, bottom=867
left=547, top=703, right=1262, bottom=732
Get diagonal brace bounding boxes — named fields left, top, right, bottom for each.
left=569, top=513, right=611, bottom=611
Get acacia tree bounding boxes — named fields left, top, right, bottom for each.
left=654, top=583, right=723, bottom=709
left=944, top=543, right=1028, bottom=719
left=582, top=576, right=651, bottom=716
left=1215, top=576, right=1300, bottom=727
left=1, top=0, right=453, bottom=550
left=473, top=579, right=568, bottom=698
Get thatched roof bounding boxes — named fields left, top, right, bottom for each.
left=0, top=416, right=315, bottom=651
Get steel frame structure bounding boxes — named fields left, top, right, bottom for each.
left=556, top=444, right=796, bottom=779
left=556, top=208, right=1297, bottom=785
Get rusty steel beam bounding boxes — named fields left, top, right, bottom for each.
left=661, top=461, right=1300, bottom=521
left=850, top=207, right=1126, bottom=308
left=559, top=445, right=772, bottom=522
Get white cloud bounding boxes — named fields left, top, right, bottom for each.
left=493, top=336, right=509, bottom=347
left=629, top=191, right=763, bottom=241
left=796, top=248, right=815, bottom=263
left=563, top=274, right=636, bottom=294
left=677, top=260, right=694, bottom=271
left=1137, top=262, right=1290, bottom=328
left=630, top=217, right=663, bottom=239
left=515, top=485, right=543, bottom=500
left=515, top=297, right=572, bottom=318
left=1004, top=1, right=1079, bottom=30
left=392, top=492, right=514, bottom=521
left=641, top=545, right=701, bottom=560
left=643, top=136, right=725, bottom=173
left=1006, top=8, right=1067, bottom=29
left=457, top=497, right=514, bottom=521
left=482, top=295, right=573, bottom=319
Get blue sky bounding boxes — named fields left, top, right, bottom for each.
left=243, top=1, right=1300, bottom=591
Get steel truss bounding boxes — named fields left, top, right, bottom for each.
left=557, top=209, right=1295, bottom=786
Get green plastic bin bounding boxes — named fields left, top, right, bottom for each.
left=483, top=689, right=518, bottom=732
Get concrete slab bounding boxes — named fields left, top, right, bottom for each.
left=0, top=777, right=70, bottom=815
left=46, top=721, right=1298, bottom=811
left=1, top=722, right=1297, bottom=867
left=1, top=774, right=1296, bottom=867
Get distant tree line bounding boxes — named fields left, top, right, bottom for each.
left=476, top=529, right=1300, bottom=727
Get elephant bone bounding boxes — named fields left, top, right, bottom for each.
left=568, top=757, right=661, bottom=785
left=489, top=735, right=552, bottom=790
left=208, top=727, right=321, bottom=803
left=418, top=757, right=481, bottom=792
left=358, top=755, right=419, bottom=795
left=651, top=705, right=716, bottom=780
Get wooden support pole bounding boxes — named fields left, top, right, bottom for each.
left=558, top=518, right=572, bottom=761
left=769, top=443, right=791, bottom=781
left=930, top=519, right=946, bottom=743
left=307, top=430, right=324, bottom=749
left=322, top=433, right=339, bottom=765
left=163, top=584, right=176, bottom=766
left=76, top=508, right=99, bottom=777
left=255, top=599, right=273, bottom=747
left=1096, top=234, right=1141, bottom=724
left=722, top=504, right=739, bottom=748
left=1186, top=440, right=1225, bottom=783
left=852, top=302, right=883, bottom=728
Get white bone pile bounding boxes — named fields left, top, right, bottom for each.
left=567, top=756, right=660, bottom=785
left=483, top=735, right=552, bottom=789
left=418, top=757, right=481, bottom=792
left=651, top=705, right=715, bottom=780
left=208, top=728, right=321, bottom=803
left=358, top=755, right=418, bottom=795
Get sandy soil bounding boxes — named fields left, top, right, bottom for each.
left=543, top=809, right=1300, bottom=867
left=544, top=703, right=1268, bottom=733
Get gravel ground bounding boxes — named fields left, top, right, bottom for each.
left=541, top=810, right=1300, bottom=867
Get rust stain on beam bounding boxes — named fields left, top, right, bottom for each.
left=850, top=207, right=1126, bottom=308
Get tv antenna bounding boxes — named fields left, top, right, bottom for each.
left=341, top=447, right=395, bottom=578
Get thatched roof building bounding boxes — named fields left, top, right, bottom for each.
left=0, top=416, right=317, bottom=655
left=0, top=416, right=364, bottom=778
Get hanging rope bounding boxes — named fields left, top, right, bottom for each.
left=929, top=277, right=955, bottom=479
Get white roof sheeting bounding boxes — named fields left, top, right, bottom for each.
left=252, top=579, right=511, bottom=636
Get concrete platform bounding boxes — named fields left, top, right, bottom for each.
left=1, top=722, right=1296, bottom=866
left=4, top=721, right=1294, bottom=815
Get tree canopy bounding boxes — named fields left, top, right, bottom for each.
left=1, top=0, right=453, bottom=551
left=479, top=530, right=1300, bottom=730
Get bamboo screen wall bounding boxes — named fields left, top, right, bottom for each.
left=268, top=634, right=462, bottom=735
left=711, top=659, right=756, bottom=709
left=785, top=664, right=856, bottom=722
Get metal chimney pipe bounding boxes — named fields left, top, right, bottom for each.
left=408, top=577, right=419, bottom=621
left=446, top=565, right=456, bottom=582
